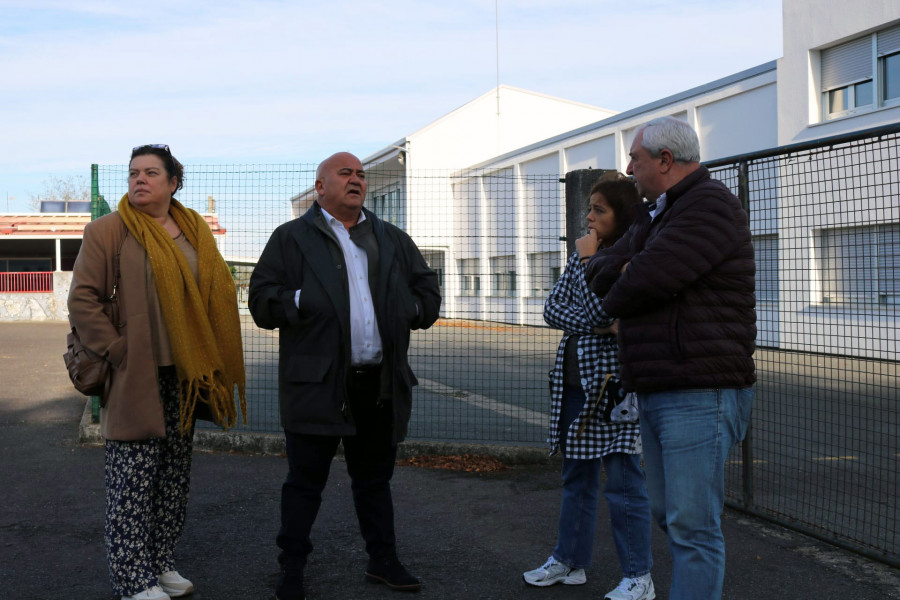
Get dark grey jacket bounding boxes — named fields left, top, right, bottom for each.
left=584, top=166, right=756, bottom=393
left=248, top=203, right=441, bottom=443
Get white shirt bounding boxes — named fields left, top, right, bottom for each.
left=649, top=192, right=668, bottom=221
left=294, top=207, right=382, bottom=366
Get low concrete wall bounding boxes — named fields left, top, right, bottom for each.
left=0, top=272, right=71, bottom=322
left=78, top=400, right=557, bottom=465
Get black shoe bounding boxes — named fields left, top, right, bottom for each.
left=365, top=555, right=421, bottom=592
left=275, top=567, right=306, bottom=600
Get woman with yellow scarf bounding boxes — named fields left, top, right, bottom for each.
left=68, top=145, right=246, bottom=600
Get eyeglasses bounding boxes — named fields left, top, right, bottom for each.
left=132, top=144, right=170, bottom=153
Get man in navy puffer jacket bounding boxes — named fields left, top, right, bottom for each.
left=584, top=116, right=755, bottom=600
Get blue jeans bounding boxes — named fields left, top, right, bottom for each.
left=638, top=387, right=754, bottom=600
left=553, top=384, right=653, bottom=576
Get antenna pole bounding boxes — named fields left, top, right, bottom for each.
left=495, top=0, right=500, bottom=115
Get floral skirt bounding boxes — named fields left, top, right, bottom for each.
left=104, top=366, right=193, bottom=596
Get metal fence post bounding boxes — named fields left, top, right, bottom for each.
left=89, top=164, right=110, bottom=425
left=738, top=160, right=755, bottom=510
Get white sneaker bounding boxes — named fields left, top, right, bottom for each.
left=605, top=573, right=655, bottom=600
left=522, top=556, right=587, bottom=587
left=159, top=571, right=194, bottom=597
left=122, top=586, right=171, bottom=600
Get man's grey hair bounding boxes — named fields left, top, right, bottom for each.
left=639, top=116, right=701, bottom=163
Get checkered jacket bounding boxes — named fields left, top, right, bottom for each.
left=543, top=252, right=642, bottom=459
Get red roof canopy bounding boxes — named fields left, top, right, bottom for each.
left=0, top=213, right=226, bottom=236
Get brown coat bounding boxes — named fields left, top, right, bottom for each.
left=67, top=212, right=166, bottom=440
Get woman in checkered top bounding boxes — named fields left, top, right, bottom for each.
left=523, top=174, right=656, bottom=600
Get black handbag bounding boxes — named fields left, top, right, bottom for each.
left=63, top=231, right=125, bottom=406
left=574, top=374, right=637, bottom=439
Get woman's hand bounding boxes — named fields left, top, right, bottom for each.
left=576, top=230, right=601, bottom=261
left=593, top=320, right=618, bottom=335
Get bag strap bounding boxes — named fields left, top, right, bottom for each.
left=105, top=226, right=127, bottom=302
left=100, top=228, right=126, bottom=402
left=574, top=373, right=613, bottom=440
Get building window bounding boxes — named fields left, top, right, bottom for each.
left=458, top=258, right=481, bottom=297
left=821, top=24, right=900, bottom=119
left=422, top=250, right=445, bottom=289
left=752, top=235, right=778, bottom=303
left=819, top=224, right=899, bottom=306
left=821, top=35, right=873, bottom=119
left=827, top=80, right=873, bottom=114
left=490, top=255, right=516, bottom=297
left=883, top=51, right=900, bottom=103
left=370, top=188, right=404, bottom=228
left=527, top=251, right=562, bottom=298
left=0, top=258, right=52, bottom=272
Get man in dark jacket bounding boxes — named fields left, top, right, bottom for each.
left=584, top=117, right=755, bottom=600
left=249, top=152, right=441, bottom=600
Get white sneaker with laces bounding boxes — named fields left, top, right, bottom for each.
left=522, top=556, right=587, bottom=587
left=605, top=573, right=655, bottom=600
left=121, top=585, right=171, bottom=600
left=158, top=571, right=194, bottom=597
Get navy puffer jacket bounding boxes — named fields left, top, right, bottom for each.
left=584, top=166, right=756, bottom=393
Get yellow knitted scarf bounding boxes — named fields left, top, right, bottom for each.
left=118, top=194, right=247, bottom=432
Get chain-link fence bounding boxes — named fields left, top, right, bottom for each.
left=93, top=162, right=563, bottom=444
left=708, top=123, right=899, bottom=567
left=94, top=124, right=899, bottom=565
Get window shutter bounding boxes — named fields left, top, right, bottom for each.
left=844, top=228, right=876, bottom=302
left=753, top=235, right=778, bottom=302
left=820, top=229, right=844, bottom=302
left=821, top=228, right=875, bottom=303
left=877, top=24, right=900, bottom=57
left=876, top=225, right=900, bottom=304
left=821, top=36, right=873, bottom=90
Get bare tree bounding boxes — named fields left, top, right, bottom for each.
left=28, top=174, right=90, bottom=211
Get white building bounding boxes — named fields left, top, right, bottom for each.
left=779, top=0, right=900, bottom=143
left=292, top=85, right=618, bottom=311
left=451, top=61, right=780, bottom=326
left=772, top=1, right=900, bottom=359
left=300, top=1, right=900, bottom=358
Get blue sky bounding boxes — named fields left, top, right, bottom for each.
left=0, top=0, right=782, bottom=212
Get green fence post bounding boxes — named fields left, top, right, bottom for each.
left=89, top=164, right=110, bottom=424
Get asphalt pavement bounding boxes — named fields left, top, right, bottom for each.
left=2, top=321, right=899, bottom=600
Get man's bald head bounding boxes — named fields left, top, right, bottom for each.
left=315, top=152, right=367, bottom=228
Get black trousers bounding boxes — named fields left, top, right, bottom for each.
left=277, top=367, right=397, bottom=569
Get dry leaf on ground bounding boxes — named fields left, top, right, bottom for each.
left=397, top=453, right=507, bottom=472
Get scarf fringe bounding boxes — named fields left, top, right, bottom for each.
left=178, top=375, right=248, bottom=434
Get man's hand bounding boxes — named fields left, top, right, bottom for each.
left=576, top=230, right=601, bottom=260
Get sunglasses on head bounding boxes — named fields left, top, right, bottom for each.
left=132, top=144, right=170, bottom=154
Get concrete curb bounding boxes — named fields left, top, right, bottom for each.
left=78, top=399, right=287, bottom=454
left=78, top=399, right=101, bottom=445
left=77, top=400, right=558, bottom=466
